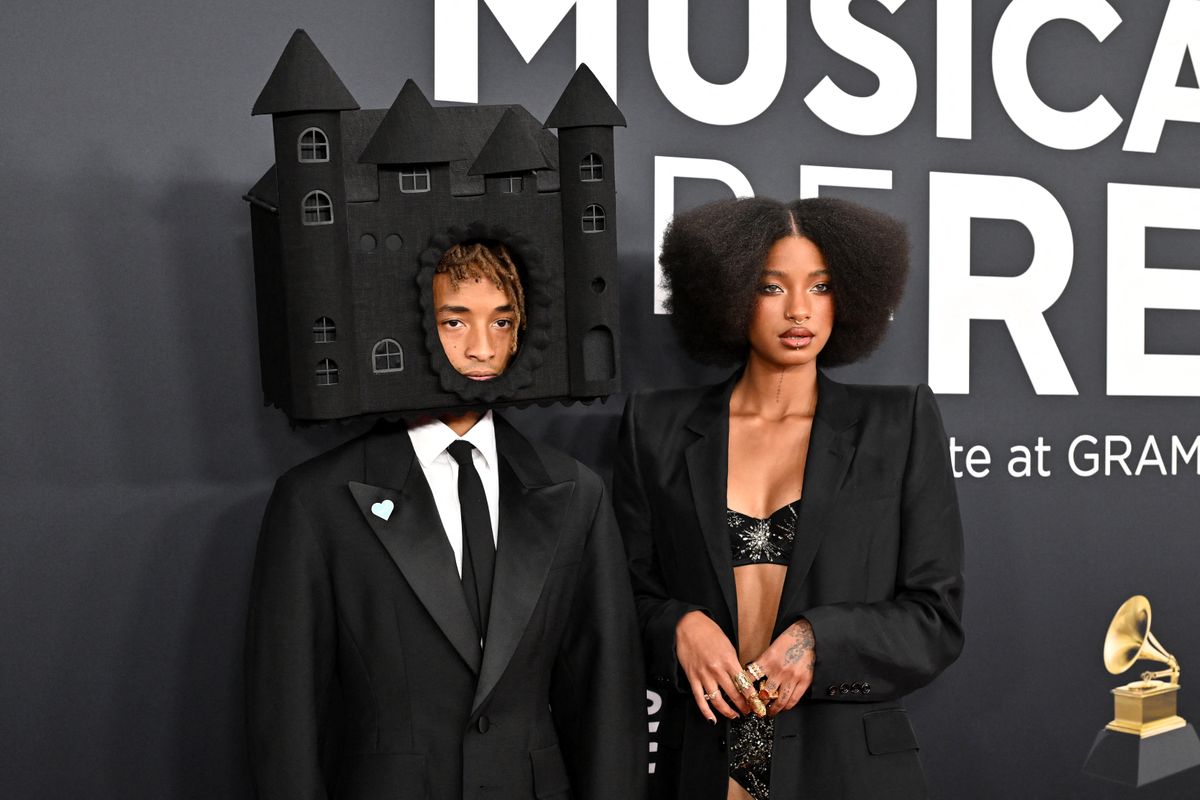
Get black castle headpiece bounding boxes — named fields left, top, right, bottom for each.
left=244, top=29, right=625, bottom=423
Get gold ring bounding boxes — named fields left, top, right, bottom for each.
left=746, top=662, right=766, bottom=681
left=749, top=695, right=768, bottom=717
left=703, top=691, right=719, bottom=701
left=732, top=672, right=753, bottom=693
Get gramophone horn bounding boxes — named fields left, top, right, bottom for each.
left=1103, top=595, right=1177, bottom=678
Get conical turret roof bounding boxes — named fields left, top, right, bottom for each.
left=358, top=80, right=468, bottom=164
left=544, top=64, right=625, bottom=129
left=469, top=108, right=553, bottom=175
left=252, top=29, right=359, bottom=116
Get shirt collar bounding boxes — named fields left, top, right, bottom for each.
left=408, top=410, right=498, bottom=471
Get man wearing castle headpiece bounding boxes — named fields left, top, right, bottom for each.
left=243, top=31, right=645, bottom=800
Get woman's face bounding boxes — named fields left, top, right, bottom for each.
left=746, top=235, right=835, bottom=368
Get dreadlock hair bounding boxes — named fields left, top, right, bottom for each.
left=435, top=241, right=527, bottom=350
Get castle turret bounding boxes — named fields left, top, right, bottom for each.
left=252, top=29, right=360, bottom=420
left=359, top=80, right=466, bottom=167
left=545, top=64, right=626, bottom=397
left=357, top=79, right=467, bottom=252
left=469, top=107, right=553, bottom=196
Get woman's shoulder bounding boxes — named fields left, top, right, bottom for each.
left=826, top=378, right=944, bottom=430
left=625, top=380, right=729, bottom=421
left=825, top=376, right=936, bottom=419
left=836, top=380, right=924, bottom=402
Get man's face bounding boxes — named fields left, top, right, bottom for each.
left=433, top=273, right=518, bottom=380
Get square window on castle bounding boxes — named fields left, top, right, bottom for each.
left=399, top=168, right=431, bottom=193
left=501, top=174, right=523, bottom=194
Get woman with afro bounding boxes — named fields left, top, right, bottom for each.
left=615, top=197, right=964, bottom=800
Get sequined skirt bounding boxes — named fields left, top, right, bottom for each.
left=729, top=713, right=773, bottom=800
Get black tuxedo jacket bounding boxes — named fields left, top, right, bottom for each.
left=615, top=373, right=964, bottom=800
left=246, top=416, right=646, bottom=800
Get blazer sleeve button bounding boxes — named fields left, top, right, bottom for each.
left=839, top=683, right=851, bottom=694
left=851, top=683, right=862, bottom=693
left=860, top=683, right=871, bottom=695
left=826, top=685, right=838, bottom=697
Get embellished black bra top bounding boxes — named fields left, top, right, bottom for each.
left=727, top=499, right=800, bottom=567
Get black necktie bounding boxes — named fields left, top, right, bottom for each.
left=447, top=440, right=495, bottom=643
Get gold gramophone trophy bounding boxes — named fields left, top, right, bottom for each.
left=1083, top=595, right=1200, bottom=786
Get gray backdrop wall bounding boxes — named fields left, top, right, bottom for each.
left=4, top=1, right=1200, bottom=798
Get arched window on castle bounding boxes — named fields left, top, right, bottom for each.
left=582, top=204, right=606, bottom=234
left=372, top=339, right=404, bottom=373
left=302, top=191, right=334, bottom=226
left=316, top=359, right=339, bottom=386
left=580, top=153, right=603, bottom=182
left=298, top=128, right=329, bottom=163
left=399, top=167, right=431, bottom=193
left=312, top=317, right=336, bottom=343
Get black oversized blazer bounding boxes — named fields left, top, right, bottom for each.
left=615, top=373, right=965, bottom=800
left=246, top=415, right=647, bottom=800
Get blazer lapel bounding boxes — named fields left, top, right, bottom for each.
left=471, top=415, right=573, bottom=712
left=684, top=377, right=740, bottom=632
left=348, top=426, right=482, bottom=674
left=775, top=373, right=860, bottom=636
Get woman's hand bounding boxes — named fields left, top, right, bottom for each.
left=675, top=611, right=755, bottom=722
left=745, top=619, right=816, bottom=716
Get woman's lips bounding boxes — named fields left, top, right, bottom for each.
left=463, top=372, right=498, bottom=381
left=780, top=327, right=813, bottom=348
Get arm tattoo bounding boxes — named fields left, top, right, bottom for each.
left=783, top=620, right=815, bottom=668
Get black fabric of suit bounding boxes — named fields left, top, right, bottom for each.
left=246, top=415, right=647, bottom=800
left=615, top=372, right=965, bottom=800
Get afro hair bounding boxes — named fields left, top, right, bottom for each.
left=658, top=196, right=909, bottom=367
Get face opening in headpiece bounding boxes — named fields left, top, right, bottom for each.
left=431, top=241, right=527, bottom=382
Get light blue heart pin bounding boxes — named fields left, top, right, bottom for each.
left=371, top=499, right=394, bottom=521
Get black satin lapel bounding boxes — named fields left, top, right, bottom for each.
left=775, top=418, right=856, bottom=636
left=348, top=472, right=482, bottom=675
left=685, top=426, right=738, bottom=631
left=472, top=465, right=573, bottom=711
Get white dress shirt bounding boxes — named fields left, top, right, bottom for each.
left=406, top=411, right=501, bottom=577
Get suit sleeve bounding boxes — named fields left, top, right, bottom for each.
left=550, top=482, right=648, bottom=800
left=614, top=393, right=708, bottom=690
left=245, top=476, right=337, bottom=800
left=801, top=385, right=965, bottom=701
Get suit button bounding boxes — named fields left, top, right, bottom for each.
left=851, top=683, right=862, bottom=694
left=826, top=685, right=838, bottom=697
left=477, top=716, right=490, bottom=734
left=839, top=683, right=851, bottom=695
left=861, top=683, right=871, bottom=695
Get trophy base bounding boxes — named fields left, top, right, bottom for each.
left=1083, top=723, right=1200, bottom=787
left=1106, top=681, right=1184, bottom=737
